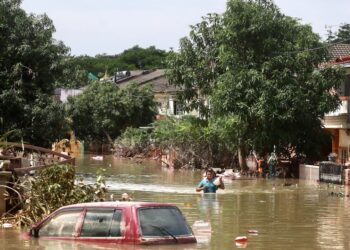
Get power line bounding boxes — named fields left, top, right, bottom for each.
left=276, top=38, right=350, bottom=55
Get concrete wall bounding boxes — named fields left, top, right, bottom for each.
left=339, top=129, right=350, bottom=148
left=299, top=164, right=319, bottom=181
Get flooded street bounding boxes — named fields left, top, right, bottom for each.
left=2, top=155, right=350, bottom=249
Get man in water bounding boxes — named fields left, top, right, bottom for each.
left=196, top=168, right=225, bottom=193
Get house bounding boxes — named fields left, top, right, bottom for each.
left=54, top=72, right=98, bottom=103
left=54, top=69, right=193, bottom=118
left=322, top=43, right=350, bottom=164
left=54, top=88, right=85, bottom=103
left=114, top=69, right=197, bottom=118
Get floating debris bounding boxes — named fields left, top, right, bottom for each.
left=234, top=236, right=248, bottom=248
left=92, top=156, right=103, bottom=161
left=235, top=236, right=248, bottom=242
left=247, top=229, right=258, bottom=235
left=2, top=223, right=13, bottom=228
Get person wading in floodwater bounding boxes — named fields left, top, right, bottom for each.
left=196, top=168, right=225, bottom=193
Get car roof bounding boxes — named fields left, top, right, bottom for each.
left=58, top=201, right=176, bottom=210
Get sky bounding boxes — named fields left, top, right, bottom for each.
left=21, top=0, right=350, bottom=56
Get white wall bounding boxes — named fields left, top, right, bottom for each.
left=299, top=164, right=319, bottom=181
left=58, top=89, right=83, bottom=103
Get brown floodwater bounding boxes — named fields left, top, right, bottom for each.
left=1, top=155, right=350, bottom=250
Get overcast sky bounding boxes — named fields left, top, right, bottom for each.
left=21, top=0, right=350, bottom=56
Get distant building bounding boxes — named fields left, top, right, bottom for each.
left=54, top=88, right=85, bottom=103
left=114, top=69, right=197, bottom=118
left=322, top=43, right=350, bottom=164
left=53, top=69, right=192, bottom=118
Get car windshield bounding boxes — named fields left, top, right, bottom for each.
left=138, top=206, right=192, bottom=237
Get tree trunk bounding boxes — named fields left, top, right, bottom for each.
left=238, top=146, right=248, bottom=172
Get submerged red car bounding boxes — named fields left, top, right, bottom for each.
left=29, top=202, right=196, bottom=245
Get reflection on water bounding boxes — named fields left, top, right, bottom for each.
left=197, top=194, right=222, bottom=217
left=2, top=155, right=350, bottom=250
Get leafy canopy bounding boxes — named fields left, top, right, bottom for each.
left=166, top=0, right=344, bottom=159
left=327, top=23, right=350, bottom=44
left=0, top=0, right=69, bottom=146
left=67, top=82, right=156, bottom=144
left=152, top=116, right=243, bottom=168
left=3, top=164, right=107, bottom=227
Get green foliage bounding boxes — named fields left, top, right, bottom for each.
left=6, top=164, right=107, bottom=227
left=166, top=13, right=223, bottom=118
left=116, top=45, right=167, bottom=70
left=327, top=23, right=350, bottom=44
left=113, top=127, right=154, bottom=157
left=153, top=117, right=236, bottom=168
left=27, top=94, right=69, bottom=147
left=115, top=127, right=151, bottom=149
left=54, top=58, right=92, bottom=88
left=67, top=82, right=156, bottom=144
left=0, top=0, right=69, bottom=146
left=167, top=0, right=345, bottom=161
left=54, top=45, right=169, bottom=88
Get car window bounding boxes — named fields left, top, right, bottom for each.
left=138, top=207, right=192, bottom=237
left=80, top=209, right=122, bottom=237
left=38, top=210, right=82, bottom=237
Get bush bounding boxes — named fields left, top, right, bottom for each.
left=113, top=127, right=153, bottom=157
left=1, top=164, right=107, bottom=227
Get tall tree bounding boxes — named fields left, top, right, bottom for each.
left=56, top=45, right=169, bottom=86
left=0, top=0, right=69, bottom=146
left=327, top=23, right=350, bottom=44
left=167, top=0, right=344, bottom=169
left=67, top=82, right=156, bottom=145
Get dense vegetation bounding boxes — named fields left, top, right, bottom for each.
left=67, top=83, right=156, bottom=146
left=153, top=116, right=242, bottom=168
left=166, top=0, right=345, bottom=169
left=56, top=46, right=169, bottom=88
left=0, top=0, right=70, bottom=147
left=1, top=164, right=107, bottom=227
left=327, top=23, right=350, bottom=44
left=0, top=0, right=164, bottom=147
left=1, top=0, right=347, bottom=168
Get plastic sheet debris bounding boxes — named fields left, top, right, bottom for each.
left=2, top=223, right=13, bottom=228
left=92, top=156, right=103, bottom=161
left=234, top=236, right=248, bottom=248
left=247, top=229, right=258, bottom=235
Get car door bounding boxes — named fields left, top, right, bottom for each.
left=37, top=208, right=83, bottom=239
left=78, top=208, right=124, bottom=243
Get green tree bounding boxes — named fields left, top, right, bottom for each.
left=2, top=164, right=107, bottom=226
left=327, top=23, right=350, bottom=44
left=54, top=58, right=91, bottom=88
left=0, top=0, right=69, bottom=146
left=152, top=116, right=242, bottom=168
left=67, top=82, right=156, bottom=145
left=117, top=45, right=167, bottom=70
left=55, top=45, right=169, bottom=85
left=167, top=0, right=344, bottom=169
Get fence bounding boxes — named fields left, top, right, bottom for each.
left=319, top=161, right=346, bottom=185
left=0, top=143, right=75, bottom=175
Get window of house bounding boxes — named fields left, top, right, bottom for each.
left=173, top=101, right=184, bottom=116
left=339, top=147, right=348, bottom=165
left=80, top=209, right=122, bottom=237
left=338, top=75, right=350, bottom=96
